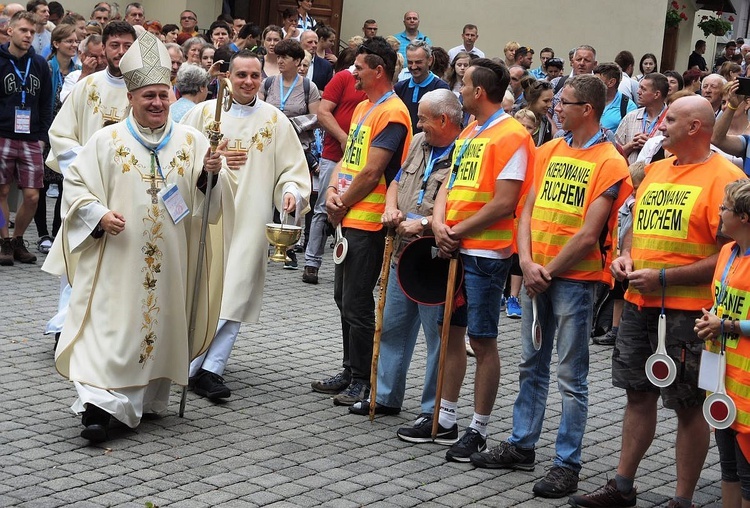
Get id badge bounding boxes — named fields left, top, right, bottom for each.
left=14, top=107, right=30, bottom=134
left=337, top=172, right=352, bottom=195
left=158, top=183, right=189, bottom=224
left=698, top=349, right=721, bottom=392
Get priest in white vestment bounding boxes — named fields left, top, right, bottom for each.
left=180, top=49, right=311, bottom=400
left=43, top=31, right=233, bottom=443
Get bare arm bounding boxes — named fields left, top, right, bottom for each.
left=711, top=80, right=746, bottom=156
left=317, top=98, right=348, bottom=150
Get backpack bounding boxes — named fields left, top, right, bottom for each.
left=263, top=75, right=311, bottom=113
left=619, top=94, right=630, bottom=119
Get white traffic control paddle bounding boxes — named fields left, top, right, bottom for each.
left=645, top=313, right=677, bottom=387
left=704, top=332, right=737, bottom=429
left=532, top=296, right=542, bottom=351
left=333, top=224, right=348, bottom=264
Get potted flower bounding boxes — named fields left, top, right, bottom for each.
left=698, top=14, right=734, bottom=37
left=665, top=1, right=688, bottom=29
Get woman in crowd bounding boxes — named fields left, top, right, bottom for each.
left=170, top=64, right=210, bottom=122
left=663, top=70, right=684, bottom=96
left=144, top=20, right=162, bottom=39
left=259, top=39, right=321, bottom=268
left=200, top=44, right=215, bottom=72
left=521, top=76, right=554, bottom=145
left=446, top=51, right=472, bottom=96
left=299, top=50, right=312, bottom=77
left=162, top=23, right=179, bottom=43
left=431, top=46, right=449, bottom=79
left=683, top=68, right=702, bottom=94
left=315, top=25, right=337, bottom=65
left=721, top=61, right=743, bottom=82
left=182, top=36, right=204, bottom=65
left=281, top=8, right=300, bottom=40
left=34, top=24, right=81, bottom=254
left=504, top=40, right=519, bottom=68
left=209, top=20, right=232, bottom=49
left=694, top=179, right=750, bottom=508
left=636, top=53, right=658, bottom=81
left=261, top=25, right=283, bottom=77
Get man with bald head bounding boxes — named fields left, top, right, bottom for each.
left=570, top=94, right=746, bottom=508
left=300, top=30, right=332, bottom=91
left=393, top=11, right=431, bottom=59
left=2, top=4, right=25, bottom=17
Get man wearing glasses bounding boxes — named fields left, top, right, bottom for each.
left=179, top=10, right=198, bottom=37
left=314, top=37, right=412, bottom=406
left=470, top=75, right=632, bottom=500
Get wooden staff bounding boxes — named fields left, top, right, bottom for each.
left=180, top=77, right=233, bottom=418
left=369, top=228, right=396, bottom=421
left=432, top=254, right=459, bottom=438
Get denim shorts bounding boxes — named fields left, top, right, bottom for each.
left=439, top=254, right=510, bottom=339
left=612, top=302, right=705, bottom=410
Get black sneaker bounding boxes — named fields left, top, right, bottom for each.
left=311, top=370, right=350, bottom=394
left=445, top=428, right=487, bottom=462
left=332, top=380, right=369, bottom=406
left=284, top=250, right=298, bottom=269
left=592, top=328, right=617, bottom=346
left=533, top=465, right=579, bottom=498
left=348, top=400, right=400, bottom=416
left=396, top=413, right=459, bottom=445
left=568, top=478, right=637, bottom=507
left=191, top=369, right=231, bottom=400
left=470, top=440, right=535, bottom=470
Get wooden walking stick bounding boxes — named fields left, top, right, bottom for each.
left=432, top=253, right=459, bottom=438
left=369, top=228, right=396, bottom=421
left=180, top=77, right=233, bottom=418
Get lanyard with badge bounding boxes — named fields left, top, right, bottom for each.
left=126, top=117, right=189, bottom=224
left=11, top=58, right=32, bottom=134
left=417, top=143, right=454, bottom=206
left=447, top=107, right=505, bottom=190
left=564, top=129, right=605, bottom=149
left=338, top=91, right=395, bottom=194
left=279, top=74, right=300, bottom=112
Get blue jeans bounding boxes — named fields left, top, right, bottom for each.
left=304, top=157, right=337, bottom=269
left=376, top=265, right=441, bottom=413
left=508, top=279, right=595, bottom=473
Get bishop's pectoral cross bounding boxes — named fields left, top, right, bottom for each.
left=146, top=150, right=163, bottom=204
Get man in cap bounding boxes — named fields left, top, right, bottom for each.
left=44, top=30, right=232, bottom=443
left=181, top=49, right=311, bottom=401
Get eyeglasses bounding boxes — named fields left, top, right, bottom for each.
left=560, top=99, right=588, bottom=106
left=719, top=204, right=736, bottom=213
left=181, top=16, right=196, bottom=21
left=86, top=21, right=101, bottom=26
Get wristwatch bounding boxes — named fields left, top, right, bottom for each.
left=420, top=217, right=429, bottom=228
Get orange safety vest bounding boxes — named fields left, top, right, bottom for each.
left=445, top=116, right=534, bottom=251
left=339, top=95, right=411, bottom=231
left=707, top=242, right=750, bottom=457
left=530, top=139, right=632, bottom=282
left=625, top=154, right=746, bottom=310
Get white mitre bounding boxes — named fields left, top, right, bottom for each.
left=119, top=30, right=172, bottom=92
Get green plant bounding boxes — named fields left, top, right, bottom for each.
left=698, top=14, right=734, bottom=36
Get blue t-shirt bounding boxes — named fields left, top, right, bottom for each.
left=600, top=92, right=636, bottom=132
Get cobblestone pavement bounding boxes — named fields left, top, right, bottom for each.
left=1, top=200, right=724, bottom=507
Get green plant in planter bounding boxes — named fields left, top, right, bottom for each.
left=698, top=14, right=734, bottom=36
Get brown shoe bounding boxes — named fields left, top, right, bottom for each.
left=302, top=265, right=318, bottom=284
left=12, top=236, right=36, bottom=264
left=0, top=238, right=13, bottom=266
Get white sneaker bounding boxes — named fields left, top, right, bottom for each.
left=46, top=184, right=59, bottom=198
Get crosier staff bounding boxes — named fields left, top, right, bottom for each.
left=179, top=77, right=233, bottom=417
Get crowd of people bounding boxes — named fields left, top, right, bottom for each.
left=3, top=2, right=750, bottom=507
